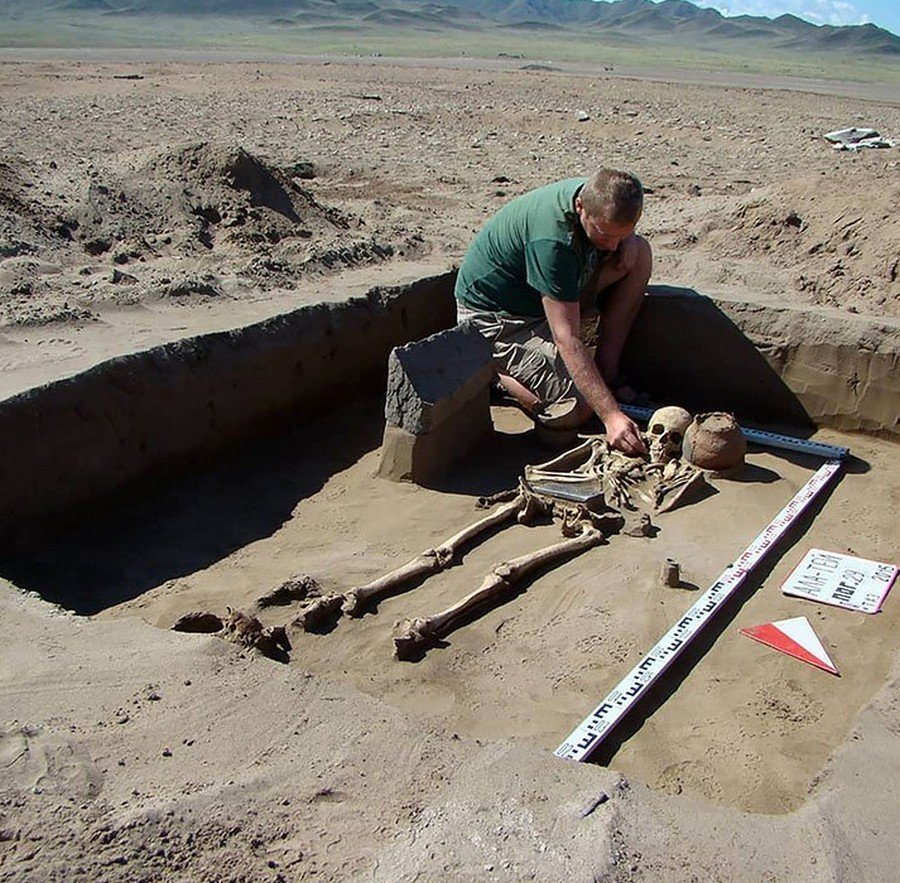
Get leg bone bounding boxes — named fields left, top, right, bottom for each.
left=393, top=528, right=603, bottom=660
left=341, top=493, right=529, bottom=617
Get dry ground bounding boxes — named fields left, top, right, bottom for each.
left=0, top=54, right=898, bottom=393
left=1, top=54, right=900, bottom=882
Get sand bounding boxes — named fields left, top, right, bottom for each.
left=1, top=53, right=900, bottom=881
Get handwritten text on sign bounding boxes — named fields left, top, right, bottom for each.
left=782, top=549, right=898, bottom=613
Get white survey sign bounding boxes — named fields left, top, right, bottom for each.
left=782, top=549, right=898, bottom=614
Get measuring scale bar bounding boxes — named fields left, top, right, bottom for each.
left=555, top=458, right=844, bottom=762
left=619, top=404, right=849, bottom=461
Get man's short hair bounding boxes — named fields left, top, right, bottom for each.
left=580, top=168, right=643, bottom=224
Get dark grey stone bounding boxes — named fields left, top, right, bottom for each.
left=384, top=323, right=493, bottom=435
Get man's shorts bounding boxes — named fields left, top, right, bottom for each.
left=456, top=302, right=583, bottom=407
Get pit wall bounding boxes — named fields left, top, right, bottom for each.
left=0, top=274, right=456, bottom=534
left=0, top=276, right=897, bottom=536
left=622, top=286, right=900, bottom=438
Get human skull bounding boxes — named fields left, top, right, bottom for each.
left=646, top=406, right=692, bottom=464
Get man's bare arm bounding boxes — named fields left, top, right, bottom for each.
left=542, top=295, right=646, bottom=455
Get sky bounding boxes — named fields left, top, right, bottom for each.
left=653, top=0, right=900, bottom=36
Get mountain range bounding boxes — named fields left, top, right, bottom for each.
left=2, top=0, right=898, bottom=56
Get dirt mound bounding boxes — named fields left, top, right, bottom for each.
left=0, top=160, right=71, bottom=257
left=66, top=142, right=349, bottom=259
left=0, top=161, right=90, bottom=326
left=144, top=142, right=350, bottom=246
left=684, top=173, right=900, bottom=317
left=0, top=141, right=400, bottom=330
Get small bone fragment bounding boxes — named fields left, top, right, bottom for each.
left=173, top=609, right=290, bottom=660
left=220, top=608, right=291, bottom=662
left=476, top=487, right=520, bottom=508
left=660, top=558, right=681, bottom=587
left=393, top=528, right=603, bottom=660
left=255, top=573, right=322, bottom=609
left=220, top=608, right=266, bottom=647
left=292, top=594, right=344, bottom=631
left=516, top=490, right=550, bottom=525
left=622, top=511, right=653, bottom=537
left=580, top=792, right=610, bottom=817
left=258, top=626, right=291, bottom=659
left=652, top=462, right=709, bottom=513
left=342, top=493, right=529, bottom=617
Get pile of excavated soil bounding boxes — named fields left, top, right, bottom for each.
left=661, top=174, right=900, bottom=314
left=0, top=137, right=402, bottom=327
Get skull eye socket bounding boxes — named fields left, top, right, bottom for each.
left=671, top=432, right=683, bottom=445
left=650, top=423, right=664, bottom=435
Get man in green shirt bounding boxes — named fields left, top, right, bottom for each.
left=455, top=168, right=651, bottom=455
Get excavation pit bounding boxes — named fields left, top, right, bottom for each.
left=1, top=276, right=898, bottom=816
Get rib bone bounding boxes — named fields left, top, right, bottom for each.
left=392, top=527, right=603, bottom=660
left=650, top=460, right=709, bottom=513
left=528, top=439, right=595, bottom=474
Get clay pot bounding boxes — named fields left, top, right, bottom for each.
left=682, top=412, right=747, bottom=472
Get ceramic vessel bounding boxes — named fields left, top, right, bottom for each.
left=682, top=411, right=747, bottom=472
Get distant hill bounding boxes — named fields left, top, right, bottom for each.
left=1, top=0, right=898, bottom=56
left=443, top=0, right=900, bottom=52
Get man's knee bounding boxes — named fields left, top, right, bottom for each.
left=570, top=400, right=594, bottom=427
left=631, top=234, right=652, bottom=282
left=619, top=236, right=653, bottom=297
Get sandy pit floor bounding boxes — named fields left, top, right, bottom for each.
left=2, top=53, right=900, bottom=882
left=5, top=400, right=898, bottom=822
left=105, top=411, right=900, bottom=816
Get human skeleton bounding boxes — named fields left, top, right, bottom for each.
left=288, top=405, right=709, bottom=659
left=176, top=408, right=714, bottom=661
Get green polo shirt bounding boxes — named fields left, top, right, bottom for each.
left=455, top=178, right=593, bottom=318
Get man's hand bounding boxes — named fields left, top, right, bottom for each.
left=543, top=297, right=645, bottom=451
left=603, top=409, right=647, bottom=456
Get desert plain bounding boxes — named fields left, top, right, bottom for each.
left=1, top=49, right=900, bottom=882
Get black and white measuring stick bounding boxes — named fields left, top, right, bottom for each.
left=620, top=404, right=849, bottom=461
left=555, top=457, right=844, bottom=763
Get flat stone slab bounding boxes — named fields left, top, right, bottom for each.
left=383, top=323, right=493, bottom=435
left=379, top=324, right=494, bottom=484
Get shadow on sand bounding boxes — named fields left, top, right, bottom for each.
left=623, top=284, right=815, bottom=431
left=0, top=398, right=387, bottom=615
